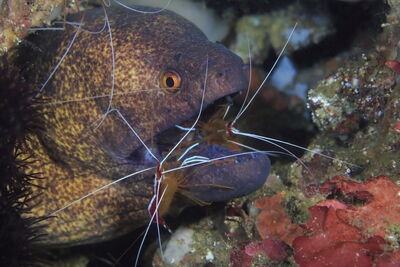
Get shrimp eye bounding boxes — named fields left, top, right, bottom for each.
left=161, top=71, right=181, bottom=93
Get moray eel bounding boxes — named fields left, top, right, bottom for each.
left=14, top=5, right=269, bottom=247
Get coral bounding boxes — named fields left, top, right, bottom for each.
left=293, top=201, right=386, bottom=267
left=392, top=122, right=400, bottom=132
left=385, top=60, right=400, bottom=73
left=245, top=238, right=289, bottom=262
left=304, top=27, right=400, bottom=182
left=230, top=242, right=253, bottom=267
left=307, top=53, right=390, bottom=134
left=312, top=175, right=400, bottom=238
left=255, top=192, right=303, bottom=245
left=230, top=238, right=289, bottom=267
left=294, top=176, right=400, bottom=267
left=336, top=177, right=400, bottom=237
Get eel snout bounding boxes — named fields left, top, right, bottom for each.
left=201, top=42, right=250, bottom=105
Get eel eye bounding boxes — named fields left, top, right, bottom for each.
left=161, top=71, right=181, bottom=93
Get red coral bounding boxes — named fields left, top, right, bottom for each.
left=245, top=238, right=289, bottom=262
left=392, top=122, right=400, bottom=132
left=230, top=238, right=289, bottom=267
left=293, top=202, right=386, bottom=267
left=336, top=177, right=400, bottom=237
left=230, top=242, right=253, bottom=267
left=295, top=176, right=400, bottom=267
left=311, top=175, right=400, bottom=237
left=255, top=192, right=303, bottom=245
left=385, top=60, right=400, bottom=73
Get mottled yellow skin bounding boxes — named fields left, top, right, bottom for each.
left=18, top=5, right=248, bottom=246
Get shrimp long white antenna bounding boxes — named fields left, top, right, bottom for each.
left=93, top=5, right=117, bottom=130
left=222, top=103, right=231, bottom=120
left=29, top=8, right=108, bottom=33
left=227, top=139, right=260, bottom=152
left=48, top=167, right=154, bottom=216
left=175, top=125, right=196, bottom=132
left=227, top=140, right=304, bottom=158
left=163, top=150, right=272, bottom=174
left=54, top=21, right=82, bottom=26
left=62, top=20, right=107, bottom=35
left=33, top=5, right=108, bottom=98
left=232, top=23, right=298, bottom=125
left=27, top=27, right=65, bottom=31
left=103, top=6, right=115, bottom=115
left=159, top=56, right=209, bottom=167
left=154, top=189, right=165, bottom=262
left=114, top=0, right=173, bottom=14
left=50, top=19, right=108, bottom=35
left=35, top=22, right=82, bottom=98
left=233, top=35, right=253, bottom=122
left=134, top=185, right=169, bottom=267
left=181, top=156, right=210, bottom=166
left=105, top=108, right=160, bottom=162
left=63, top=3, right=112, bottom=133
left=232, top=129, right=360, bottom=168
left=36, top=87, right=175, bottom=106
left=232, top=129, right=307, bottom=170
left=177, top=143, right=200, bottom=161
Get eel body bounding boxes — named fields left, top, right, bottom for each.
left=15, top=5, right=269, bottom=246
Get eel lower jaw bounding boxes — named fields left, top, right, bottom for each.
left=180, top=143, right=270, bottom=202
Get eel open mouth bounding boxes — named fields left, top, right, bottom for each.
left=128, top=94, right=271, bottom=203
